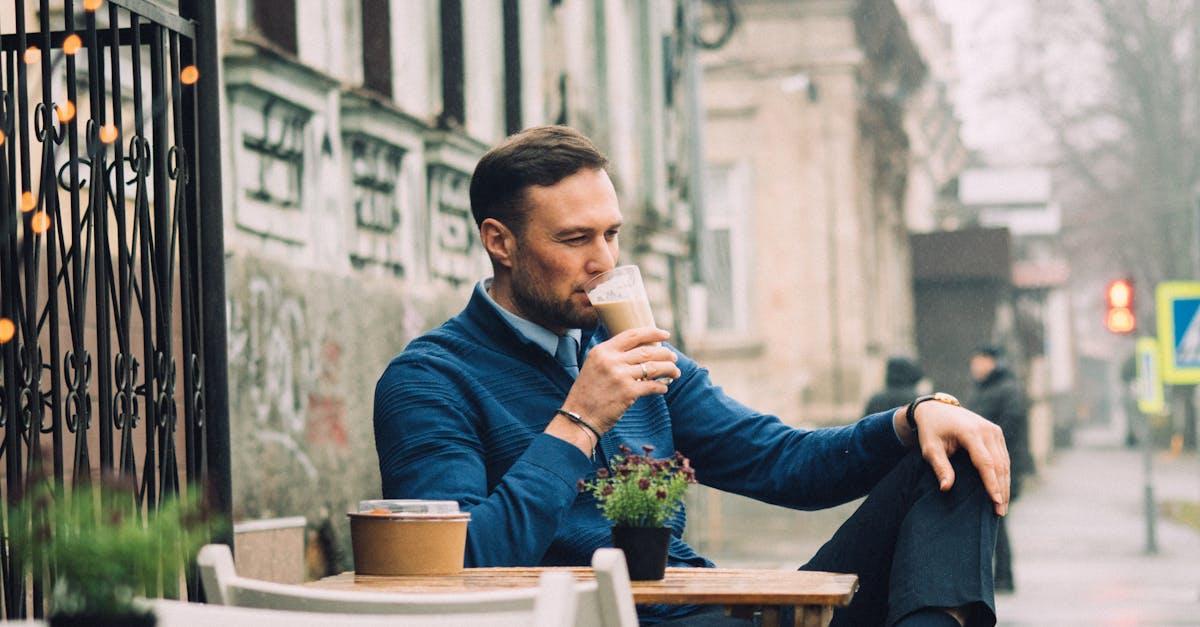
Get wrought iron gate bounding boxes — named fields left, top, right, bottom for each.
left=0, top=0, right=229, bottom=618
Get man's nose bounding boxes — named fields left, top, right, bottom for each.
left=585, top=240, right=616, bottom=274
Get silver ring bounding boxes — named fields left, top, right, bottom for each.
left=640, top=363, right=650, bottom=380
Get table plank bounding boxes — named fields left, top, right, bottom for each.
left=309, top=568, right=858, bottom=607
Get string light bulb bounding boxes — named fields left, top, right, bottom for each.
left=20, top=191, right=36, bottom=212
left=56, top=101, right=76, bottom=123
left=31, top=212, right=51, bottom=234
left=63, top=34, right=83, bottom=56
left=0, top=319, right=14, bottom=344
left=99, top=124, right=119, bottom=144
left=180, top=65, right=200, bottom=85
left=24, top=46, right=40, bottom=65
left=84, top=0, right=104, bottom=11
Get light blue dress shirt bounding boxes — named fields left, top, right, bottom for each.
left=477, top=279, right=582, bottom=372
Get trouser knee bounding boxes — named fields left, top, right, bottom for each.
left=903, top=449, right=991, bottom=505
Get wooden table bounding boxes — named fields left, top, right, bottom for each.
left=309, top=568, right=858, bottom=627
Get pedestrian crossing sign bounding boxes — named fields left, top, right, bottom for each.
left=1155, top=281, right=1200, bottom=384
left=1135, top=337, right=1166, bottom=415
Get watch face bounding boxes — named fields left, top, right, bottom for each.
left=933, top=392, right=961, bottom=406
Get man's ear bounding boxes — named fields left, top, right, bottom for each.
left=480, top=218, right=517, bottom=269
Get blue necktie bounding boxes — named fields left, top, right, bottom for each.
left=555, top=335, right=580, bottom=378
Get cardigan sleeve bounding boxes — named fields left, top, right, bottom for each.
left=665, top=350, right=910, bottom=510
left=373, top=353, right=593, bottom=567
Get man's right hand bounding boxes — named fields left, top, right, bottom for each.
left=553, top=328, right=680, bottom=447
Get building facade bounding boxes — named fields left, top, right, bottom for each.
left=694, top=0, right=927, bottom=427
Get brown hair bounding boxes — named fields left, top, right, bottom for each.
left=469, top=126, right=609, bottom=235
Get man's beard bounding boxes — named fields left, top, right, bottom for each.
left=511, top=263, right=598, bottom=330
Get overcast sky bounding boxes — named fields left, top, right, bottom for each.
left=932, top=0, right=1054, bottom=166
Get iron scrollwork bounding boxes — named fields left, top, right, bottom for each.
left=2, top=2, right=218, bottom=617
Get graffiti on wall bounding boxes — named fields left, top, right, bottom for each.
left=227, top=274, right=319, bottom=479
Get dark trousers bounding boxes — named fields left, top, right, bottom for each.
left=657, top=450, right=998, bottom=627
left=993, top=516, right=1013, bottom=587
left=799, top=450, right=998, bottom=627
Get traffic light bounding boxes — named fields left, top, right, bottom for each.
left=1105, top=278, right=1136, bottom=334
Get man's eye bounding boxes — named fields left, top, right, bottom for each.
left=566, top=236, right=589, bottom=245
left=605, top=230, right=619, bottom=241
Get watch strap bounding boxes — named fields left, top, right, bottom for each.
left=905, top=393, right=960, bottom=433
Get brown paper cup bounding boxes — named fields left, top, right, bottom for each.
left=349, top=512, right=470, bottom=576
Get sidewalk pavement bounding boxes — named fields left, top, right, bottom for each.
left=996, top=430, right=1200, bottom=626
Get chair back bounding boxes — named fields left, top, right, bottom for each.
left=587, top=548, right=639, bottom=627
left=197, top=543, right=640, bottom=626
left=196, top=544, right=576, bottom=626
left=153, top=594, right=575, bottom=627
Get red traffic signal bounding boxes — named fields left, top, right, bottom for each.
left=1105, top=278, right=1135, bottom=334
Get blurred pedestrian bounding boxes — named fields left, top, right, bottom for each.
left=968, top=346, right=1033, bottom=594
left=864, top=356, right=924, bottom=416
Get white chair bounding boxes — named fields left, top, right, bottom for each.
left=199, top=544, right=638, bottom=627
left=197, top=544, right=575, bottom=626
left=151, top=594, right=575, bottom=627
left=586, top=548, right=639, bottom=627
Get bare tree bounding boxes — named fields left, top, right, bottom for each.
left=974, top=0, right=1200, bottom=447
left=1011, top=0, right=1200, bottom=290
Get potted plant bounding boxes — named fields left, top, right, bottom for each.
left=579, top=444, right=695, bottom=580
left=9, top=474, right=216, bottom=626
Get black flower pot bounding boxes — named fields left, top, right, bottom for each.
left=49, top=612, right=156, bottom=627
left=611, top=526, right=671, bottom=581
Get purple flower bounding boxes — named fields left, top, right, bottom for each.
left=618, top=444, right=632, bottom=455
left=576, top=479, right=586, bottom=493
left=601, top=484, right=614, bottom=497
left=656, top=489, right=667, bottom=500
left=642, top=444, right=656, bottom=454
left=597, top=468, right=610, bottom=479
left=638, top=478, right=651, bottom=491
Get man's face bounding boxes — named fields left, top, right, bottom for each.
left=970, top=354, right=997, bottom=382
left=508, top=168, right=622, bottom=331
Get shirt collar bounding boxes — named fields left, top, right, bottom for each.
left=477, top=279, right=582, bottom=358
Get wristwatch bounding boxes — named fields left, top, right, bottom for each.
left=905, top=392, right=961, bottom=432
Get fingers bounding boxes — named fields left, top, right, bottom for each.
left=609, top=327, right=671, bottom=351
left=631, top=360, right=682, bottom=383
left=962, top=433, right=1005, bottom=515
left=989, top=427, right=1011, bottom=516
left=621, top=345, right=677, bottom=365
left=923, top=445, right=956, bottom=492
left=635, top=377, right=672, bottom=396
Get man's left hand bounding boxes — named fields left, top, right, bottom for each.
left=893, top=403, right=1010, bottom=516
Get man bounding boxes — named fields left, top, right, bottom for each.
left=375, top=126, right=1009, bottom=626
left=968, top=346, right=1033, bottom=594
left=864, top=356, right=925, bottom=416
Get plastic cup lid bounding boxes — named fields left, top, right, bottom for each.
left=357, top=499, right=461, bottom=515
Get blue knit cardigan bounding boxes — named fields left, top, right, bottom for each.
left=373, top=287, right=908, bottom=582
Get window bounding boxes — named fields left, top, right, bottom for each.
left=361, top=0, right=393, bottom=97
left=700, top=163, right=751, bottom=333
left=252, top=0, right=297, bottom=55
left=439, top=0, right=465, bottom=128
left=502, top=0, right=522, bottom=135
